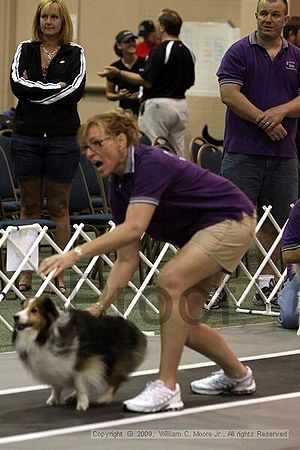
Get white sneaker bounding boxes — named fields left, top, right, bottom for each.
left=123, top=379, right=184, bottom=413
left=190, top=366, right=256, bottom=395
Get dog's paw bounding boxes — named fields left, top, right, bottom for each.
left=46, top=395, right=55, bottom=406
left=96, top=386, right=113, bottom=404
left=46, top=392, right=64, bottom=406
left=76, top=396, right=89, bottom=411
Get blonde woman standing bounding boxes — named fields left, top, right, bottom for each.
left=10, top=0, right=86, bottom=293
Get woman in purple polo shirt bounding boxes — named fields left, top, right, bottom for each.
left=39, top=109, right=257, bottom=413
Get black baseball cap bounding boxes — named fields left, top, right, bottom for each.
left=116, top=30, right=138, bottom=44
left=138, top=20, right=156, bottom=37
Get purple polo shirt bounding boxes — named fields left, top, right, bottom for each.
left=217, top=32, right=300, bottom=157
left=109, top=145, right=255, bottom=247
left=282, top=200, right=300, bottom=251
left=282, top=200, right=300, bottom=278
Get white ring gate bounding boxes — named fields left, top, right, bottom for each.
left=0, top=205, right=287, bottom=332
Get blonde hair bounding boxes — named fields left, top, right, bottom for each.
left=79, top=109, right=139, bottom=147
left=32, top=0, right=73, bottom=45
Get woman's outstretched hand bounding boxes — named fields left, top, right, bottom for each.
left=97, top=66, right=119, bottom=79
left=39, top=251, right=77, bottom=278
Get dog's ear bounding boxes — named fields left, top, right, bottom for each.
left=40, top=295, right=59, bottom=319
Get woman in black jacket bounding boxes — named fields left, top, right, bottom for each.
left=10, top=0, right=86, bottom=293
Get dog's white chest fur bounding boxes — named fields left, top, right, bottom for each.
left=15, top=329, right=78, bottom=387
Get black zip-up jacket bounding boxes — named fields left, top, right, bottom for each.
left=10, top=40, right=86, bottom=137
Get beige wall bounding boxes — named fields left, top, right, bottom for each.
left=0, top=0, right=16, bottom=112
left=290, top=1, right=300, bottom=16
left=1, top=0, right=298, bottom=151
left=78, top=0, right=257, bottom=147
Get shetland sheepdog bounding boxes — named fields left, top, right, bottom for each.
left=13, top=295, right=147, bottom=410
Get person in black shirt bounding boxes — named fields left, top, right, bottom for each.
left=105, top=30, right=145, bottom=116
left=99, top=9, right=195, bottom=157
left=10, top=0, right=86, bottom=293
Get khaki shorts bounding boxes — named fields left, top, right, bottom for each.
left=190, top=212, right=256, bottom=296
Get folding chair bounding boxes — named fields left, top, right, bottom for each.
left=0, top=129, right=13, bottom=138
left=0, top=145, right=21, bottom=217
left=196, top=143, right=223, bottom=175
left=152, top=136, right=177, bottom=154
left=0, top=134, right=12, bottom=157
left=0, top=135, right=20, bottom=195
left=79, top=154, right=109, bottom=213
left=68, top=165, right=112, bottom=288
left=202, top=124, right=224, bottom=147
left=188, top=136, right=207, bottom=163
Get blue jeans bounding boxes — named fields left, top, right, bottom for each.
left=221, top=153, right=298, bottom=227
left=278, top=275, right=299, bottom=329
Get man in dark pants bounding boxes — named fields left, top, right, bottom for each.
left=218, top=0, right=300, bottom=307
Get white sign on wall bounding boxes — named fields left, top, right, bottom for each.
left=181, top=22, right=240, bottom=97
left=71, top=13, right=78, bottom=41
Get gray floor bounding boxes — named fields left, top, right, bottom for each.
left=1, top=322, right=300, bottom=450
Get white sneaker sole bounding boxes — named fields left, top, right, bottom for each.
left=123, top=400, right=184, bottom=413
left=191, top=380, right=256, bottom=396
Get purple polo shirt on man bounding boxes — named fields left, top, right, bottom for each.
left=109, top=145, right=254, bottom=247
left=217, top=32, right=300, bottom=157
left=282, top=200, right=300, bottom=252
left=281, top=199, right=300, bottom=278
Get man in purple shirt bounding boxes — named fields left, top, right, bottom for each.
left=278, top=199, right=300, bottom=329
left=283, top=16, right=300, bottom=195
left=39, top=109, right=257, bottom=413
left=217, top=0, right=300, bottom=306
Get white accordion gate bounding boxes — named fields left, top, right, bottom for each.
left=0, top=206, right=287, bottom=332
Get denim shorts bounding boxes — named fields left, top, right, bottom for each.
left=221, top=152, right=298, bottom=227
left=10, top=133, right=80, bottom=183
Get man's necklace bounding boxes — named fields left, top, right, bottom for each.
left=41, top=45, right=60, bottom=63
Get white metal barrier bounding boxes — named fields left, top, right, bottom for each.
left=0, top=206, right=287, bottom=332
left=207, top=206, right=287, bottom=316
left=0, top=222, right=161, bottom=331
